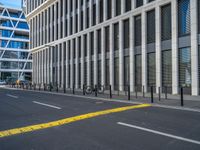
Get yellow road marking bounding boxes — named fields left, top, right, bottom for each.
left=0, top=104, right=151, bottom=138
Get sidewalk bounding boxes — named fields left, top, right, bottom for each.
left=2, top=85, right=200, bottom=112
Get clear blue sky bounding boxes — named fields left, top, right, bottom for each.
left=0, top=0, right=21, bottom=8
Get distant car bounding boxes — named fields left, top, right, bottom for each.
left=0, top=80, right=6, bottom=85
left=18, top=80, right=30, bottom=85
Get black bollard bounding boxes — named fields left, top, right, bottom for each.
left=165, top=86, right=168, bottom=99
left=158, top=87, right=161, bottom=101
left=95, top=85, right=97, bottom=97
left=180, top=87, right=184, bottom=106
left=63, top=84, right=66, bottom=93
left=83, top=85, right=85, bottom=95
left=109, top=85, right=112, bottom=99
left=151, top=86, right=154, bottom=103
left=72, top=85, right=75, bottom=94
left=56, top=84, right=58, bottom=92
left=143, top=86, right=145, bottom=98
left=128, top=85, right=130, bottom=101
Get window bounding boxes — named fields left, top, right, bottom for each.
left=123, top=19, right=130, bottom=49
left=116, top=0, right=121, bottom=16
left=124, top=56, right=130, bottom=87
left=114, top=58, right=119, bottom=90
left=161, top=4, right=172, bottom=41
left=179, top=47, right=191, bottom=87
left=125, top=0, right=131, bottom=12
left=135, top=55, right=142, bottom=90
left=114, top=23, right=119, bottom=51
left=199, top=46, right=200, bottom=91
left=90, top=32, right=94, bottom=55
left=162, top=50, right=172, bottom=87
left=100, top=0, right=104, bottom=22
left=136, top=0, right=143, bottom=8
left=105, top=59, right=110, bottom=86
left=147, top=10, right=155, bottom=44
left=134, top=15, right=141, bottom=46
left=97, top=29, right=102, bottom=54
left=107, top=0, right=112, bottom=19
left=147, top=53, right=156, bottom=87
left=84, top=34, right=87, bottom=56
left=93, top=4, right=96, bottom=26
left=105, top=26, right=110, bottom=52
left=178, top=0, right=190, bottom=36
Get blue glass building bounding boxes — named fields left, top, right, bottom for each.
left=0, top=4, right=32, bottom=82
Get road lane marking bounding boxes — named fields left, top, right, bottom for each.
left=6, top=94, right=18, bottom=99
left=117, top=122, right=200, bottom=145
left=0, top=104, right=151, bottom=138
left=33, top=101, right=61, bottom=110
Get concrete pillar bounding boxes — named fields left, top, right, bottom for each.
left=89, top=0, right=93, bottom=27
left=112, top=0, right=115, bottom=17
left=110, top=24, right=114, bottom=90
left=96, top=0, right=100, bottom=23
left=83, top=0, right=86, bottom=29
left=58, top=0, right=61, bottom=39
left=94, top=30, right=98, bottom=85
left=172, top=0, right=179, bottom=94
left=119, top=20, right=124, bottom=91
left=81, top=35, right=85, bottom=88
left=73, top=0, right=76, bottom=34
left=70, top=40, right=74, bottom=88
left=155, top=6, right=161, bottom=93
left=63, top=0, right=66, bottom=37
left=101, top=27, right=106, bottom=86
left=103, top=0, right=107, bottom=21
left=61, top=43, right=64, bottom=87
left=66, top=42, right=69, bottom=88
left=130, top=16, right=135, bottom=92
left=141, top=11, right=147, bottom=92
left=87, top=33, right=91, bottom=86
left=191, top=0, right=199, bottom=95
left=75, top=37, right=79, bottom=89
left=68, top=0, right=71, bottom=36
left=50, top=47, right=53, bottom=83
left=78, top=0, right=81, bottom=32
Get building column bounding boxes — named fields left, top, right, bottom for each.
left=58, top=0, right=61, bottom=39
left=70, top=40, right=74, bottom=88
left=61, top=43, right=64, bottom=87
left=75, top=37, right=79, bottom=89
left=101, top=27, right=106, bottom=86
left=141, top=11, right=147, bottom=92
left=44, top=49, right=46, bottom=84
left=63, top=0, right=66, bottom=37
left=78, top=0, right=81, bottom=32
left=50, top=47, right=53, bottom=83
left=130, top=16, right=135, bottom=92
left=89, top=0, right=93, bottom=27
left=50, top=5, right=53, bottom=42
left=87, top=33, right=91, bottom=86
left=172, top=0, right=179, bottom=94
left=96, top=0, right=100, bottom=23
left=73, top=0, right=76, bottom=34
left=191, top=0, right=199, bottom=95
left=81, top=35, right=85, bottom=88
left=57, top=45, right=60, bottom=86
left=119, top=20, right=124, bottom=91
left=46, top=48, right=49, bottom=84
left=54, top=4, right=57, bottom=41
left=66, top=42, right=69, bottom=88
left=110, top=24, right=114, bottom=90
left=112, top=0, right=115, bottom=17
left=83, top=0, right=86, bottom=29
left=155, top=6, right=161, bottom=93
left=94, top=30, right=98, bottom=85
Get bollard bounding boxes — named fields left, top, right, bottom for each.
left=165, top=86, right=168, bottom=99
left=135, top=86, right=138, bottom=98
left=151, top=86, right=154, bottom=103
left=63, top=84, right=66, bottom=93
left=50, top=83, right=52, bottom=92
left=39, top=84, right=41, bottom=91
left=109, top=85, right=112, bottom=99
left=72, top=85, right=75, bottom=94
left=180, top=87, right=184, bottom=106
left=158, top=87, right=161, bottom=101
left=128, top=85, right=130, bottom=101
left=83, top=85, right=85, bottom=95
left=143, top=86, right=145, bottom=98
left=95, top=85, right=97, bottom=97
left=56, top=85, right=58, bottom=92
left=44, top=84, right=46, bottom=91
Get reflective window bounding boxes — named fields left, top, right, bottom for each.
left=123, top=19, right=129, bottom=49
left=147, top=10, right=155, bottom=44
left=136, top=0, right=143, bottom=8
left=135, top=15, right=141, bottom=46
left=178, top=0, right=190, bottom=36
left=147, top=53, right=156, bottom=87
left=17, top=22, right=29, bottom=30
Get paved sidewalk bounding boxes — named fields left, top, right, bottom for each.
left=2, top=85, right=200, bottom=112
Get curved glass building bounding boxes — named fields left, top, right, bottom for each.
left=0, top=5, right=32, bottom=82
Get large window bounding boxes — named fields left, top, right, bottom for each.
left=105, top=59, right=110, bottom=86
left=123, top=19, right=129, bottom=49
left=105, top=26, right=110, bottom=52
left=161, top=4, right=172, bottom=41
left=147, top=53, right=156, bottom=87
left=125, top=0, right=131, bottom=12
left=116, top=0, right=121, bottom=16
left=178, top=0, right=190, bottom=36
left=97, top=29, right=102, bottom=54
left=179, top=47, right=191, bottom=88
left=135, top=55, right=142, bottom=88
left=100, top=0, right=104, bottom=22
left=114, top=23, right=119, bottom=51
left=124, top=56, right=130, bottom=87
left=107, top=0, right=112, bottom=19
left=136, top=0, right=143, bottom=8
left=147, top=10, right=155, bottom=44
left=162, top=50, right=172, bottom=88
left=114, top=58, right=119, bottom=90
left=134, top=15, right=142, bottom=46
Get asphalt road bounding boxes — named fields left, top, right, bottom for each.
left=0, top=88, right=200, bottom=150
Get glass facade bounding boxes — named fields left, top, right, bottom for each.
left=0, top=6, right=32, bottom=81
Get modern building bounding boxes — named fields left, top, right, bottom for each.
left=26, top=0, right=200, bottom=95
left=0, top=5, right=32, bottom=82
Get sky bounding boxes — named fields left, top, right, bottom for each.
left=0, top=0, right=21, bottom=8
